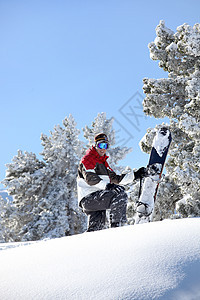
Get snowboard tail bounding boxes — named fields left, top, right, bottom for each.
left=135, top=127, right=172, bottom=224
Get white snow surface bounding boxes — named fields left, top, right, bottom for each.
left=0, top=218, right=200, bottom=300
left=152, top=130, right=170, bottom=157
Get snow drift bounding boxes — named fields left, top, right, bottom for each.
left=0, top=218, right=200, bottom=299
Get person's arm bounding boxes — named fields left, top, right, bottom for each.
left=108, top=167, right=147, bottom=185
left=108, top=169, right=134, bottom=185
left=78, top=163, right=109, bottom=189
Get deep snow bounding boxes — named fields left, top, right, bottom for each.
left=0, top=218, right=200, bottom=300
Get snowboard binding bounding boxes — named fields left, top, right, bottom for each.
left=147, top=163, right=162, bottom=176
left=136, top=201, right=153, bottom=217
left=146, top=163, right=163, bottom=182
left=135, top=201, right=153, bottom=224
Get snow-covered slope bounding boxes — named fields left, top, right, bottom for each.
left=0, top=218, right=200, bottom=300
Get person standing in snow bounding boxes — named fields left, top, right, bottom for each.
left=77, top=133, right=147, bottom=232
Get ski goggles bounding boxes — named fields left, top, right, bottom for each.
left=97, top=142, right=109, bottom=149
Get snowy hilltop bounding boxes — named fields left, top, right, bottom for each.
left=0, top=218, right=200, bottom=299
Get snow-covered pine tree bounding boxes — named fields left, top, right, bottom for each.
left=0, top=196, right=4, bottom=242
left=126, top=180, right=140, bottom=224
left=2, top=115, right=86, bottom=242
left=0, top=196, right=15, bottom=242
left=142, top=21, right=200, bottom=218
left=28, top=114, right=86, bottom=240
left=83, top=112, right=132, bottom=172
left=2, top=150, right=46, bottom=241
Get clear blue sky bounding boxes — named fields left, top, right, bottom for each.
left=0, top=0, right=200, bottom=188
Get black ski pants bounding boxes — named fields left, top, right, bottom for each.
left=80, top=188, right=128, bottom=232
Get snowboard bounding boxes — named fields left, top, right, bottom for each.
left=135, top=127, right=172, bottom=224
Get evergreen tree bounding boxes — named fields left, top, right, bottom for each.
left=126, top=181, right=140, bottom=224
left=2, top=151, right=46, bottom=241
left=142, top=21, right=200, bottom=218
left=2, top=115, right=86, bottom=242
left=0, top=196, right=15, bottom=242
left=29, top=114, right=86, bottom=240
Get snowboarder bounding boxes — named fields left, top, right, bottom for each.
left=77, top=133, right=147, bottom=232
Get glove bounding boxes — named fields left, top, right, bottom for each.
left=106, top=183, right=125, bottom=195
left=106, top=183, right=115, bottom=190
left=134, top=167, right=147, bottom=180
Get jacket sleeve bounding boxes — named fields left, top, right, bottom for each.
left=78, top=163, right=108, bottom=189
left=108, top=169, right=135, bottom=185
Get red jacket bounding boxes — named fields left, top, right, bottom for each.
left=81, top=146, right=113, bottom=171
left=77, top=146, right=134, bottom=203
